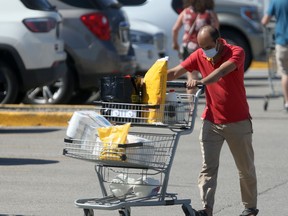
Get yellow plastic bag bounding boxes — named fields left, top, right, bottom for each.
left=98, top=123, right=131, bottom=161
left=142, top=57, right=168, bottom=123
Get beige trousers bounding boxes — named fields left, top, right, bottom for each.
left=198, top=119, right=257, bottom=210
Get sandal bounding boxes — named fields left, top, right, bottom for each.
left=239, top=208, right=259, bottom=216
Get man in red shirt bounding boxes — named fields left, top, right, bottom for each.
left=167, top=25, right=258, bottom=216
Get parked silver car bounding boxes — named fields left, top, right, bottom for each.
left=24, top=0, right=136, bottom=104
left=130, top=19, right=166, bottom=74
left=119, top=0, right=266, bottom=71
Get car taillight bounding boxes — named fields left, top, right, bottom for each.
left=241, top=6, right=259, bottom=21
left=23, top=18, right=57, bottom=33
left=81, top=12, right=110, bottom=41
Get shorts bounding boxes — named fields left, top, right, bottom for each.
left=275, top=44, right=288, bottom=75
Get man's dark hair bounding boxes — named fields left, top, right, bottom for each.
left=200, top=25, right=220, bottom=42
left=210, top=27, right=220, bottom=42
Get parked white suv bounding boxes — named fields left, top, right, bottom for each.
left=0, top=0, right=66, bottom=104
left=130, top=19, right=167, bottom=73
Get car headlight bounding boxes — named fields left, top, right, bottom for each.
left=130, top=30, right=154, bottom=44
left=154, top=33, right=166, bottom=53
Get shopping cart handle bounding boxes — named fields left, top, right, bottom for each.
left=167, top=81, right=186, bottom=88
left=167, top=81, right=205, bottom=92
left=118, top=143, right=144, bottom=148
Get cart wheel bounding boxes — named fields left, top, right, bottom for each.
left=182, top=204, right=196, bottom=216
left=83, top=209, right=94, bottom=216
left=263, top=95, right=269, bottom=111
left=263, top=97, right=269, bottom=111
left=118, top=207, right=131, bottom=216
left=264, top=100, right=268, bottom=111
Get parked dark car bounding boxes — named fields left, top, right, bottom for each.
left=24, top=0, right=136, bottom=104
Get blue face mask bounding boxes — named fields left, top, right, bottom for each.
left=202, top=41, right=218, bottom=58
left=203, top=47, right=217, bottom=58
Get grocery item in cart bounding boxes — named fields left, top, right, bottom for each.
left=66, top=111, right=112, bottom=139
left=109, top=174, right=135, bottom=197
left=125, top=135, right=154, bottom=166
left=100, top=75, right=143, bottom=103
left=98, top=123, right=131, bottom=161
left=142, top=57, right=168, bottom=123
left=164, top=89, right=186, bottom=124
left=133, top=177, right=160, bottom=198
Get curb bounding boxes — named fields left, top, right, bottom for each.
left=0, top=104, right=96, bottom=127
left=250, top=61, right=268, bottom=69
left=0, top=112, right=73, bottom=127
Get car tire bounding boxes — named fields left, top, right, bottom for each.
left=69, top=89, right=94, bottom=104
left=23, top=65, right=75, bottom=104
left=220, top=28, right=252, bottom=72
left=0, top=61, right=18, bottom=104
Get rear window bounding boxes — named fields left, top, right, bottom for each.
left=118, top=0, right=146, bottom=6
left=20, top=0, right=55, bottom=11
left=99, top=0, right=121, bottom=8
left=56, top=0, right=97, bottom=9
left=54, top=0, right=121, bottom=9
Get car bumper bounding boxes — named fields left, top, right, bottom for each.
left=76, top=53, right=136, bottom=89
left=21, top=61, right=67, bottom=91
left=248, top=33, right=266, bottom=62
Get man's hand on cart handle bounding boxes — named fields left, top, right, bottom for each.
left=167, top=81, right=204, bottom=89
left=186, top=79, right=203, bottom=89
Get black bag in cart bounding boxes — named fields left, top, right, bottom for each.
left=100, top=75, right=142, bottom=103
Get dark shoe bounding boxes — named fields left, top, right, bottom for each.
left=239, top=208, right=259, bottom=216
left=194, top=209, right=208, bottom=216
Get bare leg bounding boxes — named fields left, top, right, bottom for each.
left=282, top=74, right=288, bottom=109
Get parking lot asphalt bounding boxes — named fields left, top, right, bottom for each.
left=0, top=61, right=268, bottom=127
left=1, top=63, right=288, bottom=216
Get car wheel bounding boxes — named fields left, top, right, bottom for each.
left=220, top=28, right=252, bottom=72
left=23, top=68, right=75, bottom=104
left=69, top=89, right=94, bottom=104
left=0, top=61, right=18, bottom=104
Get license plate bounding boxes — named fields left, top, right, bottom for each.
left=120, top=29, right=129, bottom=43
left=119, top=21, right=129, bottom=43
left=111, top=109, right=137, bottom=118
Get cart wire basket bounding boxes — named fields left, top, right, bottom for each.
left=63, top=132, right=175, bottom=170
left=63, top=84, right=204, bottom=216
left=96, top=93, right=195, bottom=129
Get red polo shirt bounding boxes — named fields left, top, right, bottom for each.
left=181, top=39, right=251, bottom=124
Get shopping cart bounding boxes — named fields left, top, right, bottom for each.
left=263, top=22, right=283, bottom=111
left=63, top=82, right=204, bottom=216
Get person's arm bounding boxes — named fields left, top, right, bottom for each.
left=261, top=14, right=272, bottom=26
left=167, top=64, right=187, bottom=81
left=186, top=60, right=237, bottom=87
left=172, top=11, right=184, bottom=51
left=210, top=10, right=219, bottom=29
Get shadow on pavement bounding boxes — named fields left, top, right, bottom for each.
left=0, top=158, right=59, bottom=166
left=0, top=128, right=61, bottom=134
left=0, top=215, right=32, bottom=216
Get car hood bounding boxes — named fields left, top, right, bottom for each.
left=129, top=19, right=165, bottom=35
